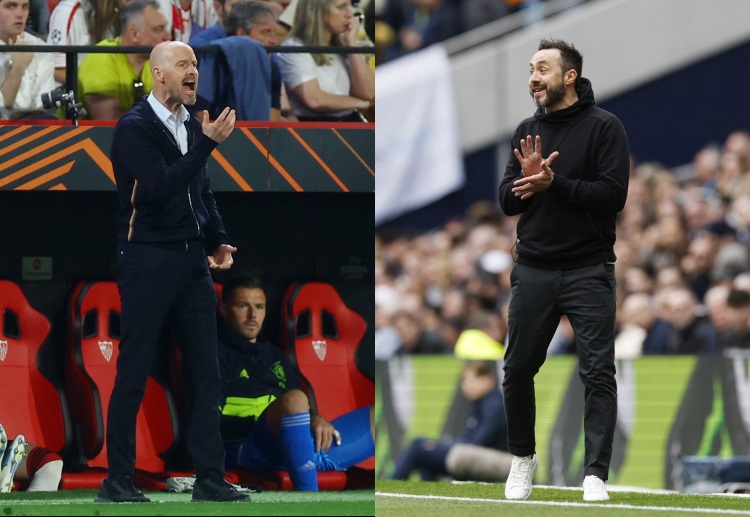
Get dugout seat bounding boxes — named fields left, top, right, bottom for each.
left=282, top=281, right=375, bottom=473
left=0, top=280, right=73, bottom=487
left=64, top=281, right=183, bottom=489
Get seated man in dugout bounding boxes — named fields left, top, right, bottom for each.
left=216, top=275, right=375, bottom=491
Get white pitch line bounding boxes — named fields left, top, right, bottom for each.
left=375, top=492, right=750, bottom=515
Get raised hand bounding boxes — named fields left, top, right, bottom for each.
left=10, top=32, right=34, bottom=71
left=342, top=14, right=361, bottom=46
left=514, top=135, right=559, bottom=177
left=512, top=135, right=559, bottom=200
left=202, top=107, right=236, bottom=144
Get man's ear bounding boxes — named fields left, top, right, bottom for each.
left=218, top=303, right=227, bottom=318
left=566, top=69, right=577, bottom=86
left=126, top=23, right=140, bottom=43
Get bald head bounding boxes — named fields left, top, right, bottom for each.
left=151, top=41, right=189, bottom=68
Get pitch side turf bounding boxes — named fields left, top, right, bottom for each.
left=376, top=480, right=750, bottom=517
left=0, top=489, right=374, bottom=516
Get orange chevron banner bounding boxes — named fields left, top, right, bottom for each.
left=0, top=123, right=374, bottom=192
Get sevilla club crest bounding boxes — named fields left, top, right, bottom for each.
left=312, top=340, right=327, bottom=361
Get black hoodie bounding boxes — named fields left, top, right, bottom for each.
left=216, top=317, right=300, bottom=444
left=498, top=78, right=630, bottom=270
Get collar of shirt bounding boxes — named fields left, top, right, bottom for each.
left=147, top=93, right=190, bottom=154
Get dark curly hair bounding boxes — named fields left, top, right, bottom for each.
left=538, top=38, right=583, bottom=88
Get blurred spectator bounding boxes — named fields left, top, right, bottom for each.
left=704, top=283, right=733, bottom=339
left=392, top=310, right=447, bottom=355
left=727, top=193, right=750, bottom=246
left=680, top=231, right=718, bottom=302
left=615, top=292, right=655, bottom=359
left=375, top=283, right=400, bottom=360
left=155, top=0, right=217, bottom=43
left=689, top=144, right=720, bottom=191
left=192, top=1, right=278, bottom=121
left=188, top=0, right=247, bottom=45
left=277, top=0, right=374, bottom=121
left=0, top=0, right=57, bottom=119
left=391, top=360, right=508, bottom=481
left=48, top=0, right=96, bottom=85
left=642, top=285, right=718, bottom=355
left=48, top=0, right=132, bottom=85
left=223, top=1, right=284, bottom=120
left=733, top=272, right=750, bottom=293
left=377, top=0, right=460, bottom=63
left=710, top=241, right=750, bottom=284
left=454, top=308, right=505, bottom=360
left=77, top=0, right=171, bottom=120
left=621, top=264, right=656, bottom=297
left=722, top=288, right=750, bottom=350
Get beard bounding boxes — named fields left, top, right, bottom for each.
left=531, top=80, right=566, bottom=109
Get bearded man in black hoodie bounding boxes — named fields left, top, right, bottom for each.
left=497, top=39, right=629, bottom=503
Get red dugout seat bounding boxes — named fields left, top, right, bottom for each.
left=282, top=281, right=374, bottom=472
left=0, top=280, right=72, bottom=462
left=64, top=281, right=182, bottom=489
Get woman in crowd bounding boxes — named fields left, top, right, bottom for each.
left=276, top=0, right=373, bottom=121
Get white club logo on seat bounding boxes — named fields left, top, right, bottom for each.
left=312, top=340, right=327, bottom=361
left=98, top=340, right=113, bottom=362
left=0, top=340, right=7, bottom=361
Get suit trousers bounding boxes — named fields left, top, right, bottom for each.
left=503, top=262, right=618, bottom=481
left=107, top=241, right=226, bottom=482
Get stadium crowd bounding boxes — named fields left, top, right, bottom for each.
left=375, top=130, right=750, bottom=360
left=0, top=0, right=374, bottom=121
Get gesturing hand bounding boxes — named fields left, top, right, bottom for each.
left=342, top=15, right=361, bottom=46
left=202, top=107, right=236, bottom=144
left=514, top=135, right=559, bottom=177
left=512, top=135, right=559, bottom=200
left=208, top=243, right=237, bottom=270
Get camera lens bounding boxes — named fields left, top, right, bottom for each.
left=41, top=87, right=66, bottom=109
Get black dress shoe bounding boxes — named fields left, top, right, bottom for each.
left=192, top=478, right=250, bottom=502
left=95, top=477, right=151, bottom=503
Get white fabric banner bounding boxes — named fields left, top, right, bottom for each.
left=375, top=45, right=465, bottom=226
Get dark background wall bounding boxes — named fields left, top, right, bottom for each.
left=0, top=190, right=374, bottom=382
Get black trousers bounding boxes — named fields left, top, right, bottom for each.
left=106, top=241, right=226, bottom=481
left=503, top=262, right=617, bottom=481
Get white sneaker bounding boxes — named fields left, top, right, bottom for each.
left=583, top=475, right=609, bottom=501
left=0, top=434, right=27, bottom=493
left=504, top=454, right=538, bottom=500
